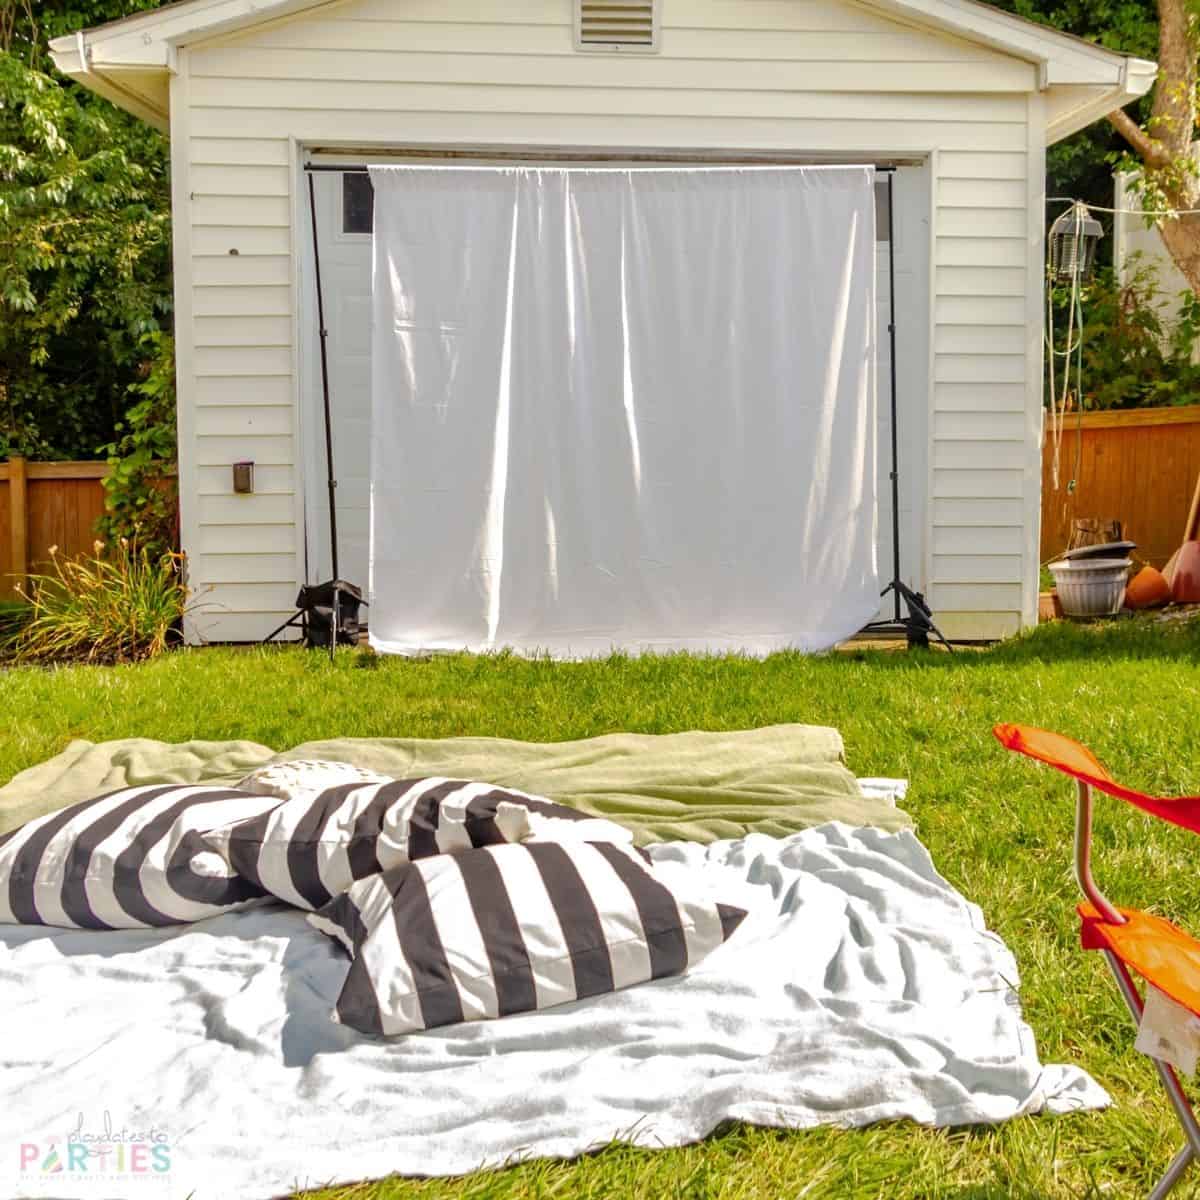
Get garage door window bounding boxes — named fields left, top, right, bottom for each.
left=874, top=178, right=890, bottom=241
left=343, top=173, right=374, bottom=235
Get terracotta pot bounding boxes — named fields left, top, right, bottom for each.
left=1173, top=541, right=1200, bottom=604
left=1125, top=565, right=1172, bottom=610
left=1038, top=590, right=1063, bottom=622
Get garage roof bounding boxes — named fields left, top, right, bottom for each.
left=49, top=0, right=1155, bottom=142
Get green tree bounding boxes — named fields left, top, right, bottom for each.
left=989, top=0, right=1160, bottom=259
left=0, top=0, right=172, bottom=461
left=1104, top=0, right=1200, bottom=294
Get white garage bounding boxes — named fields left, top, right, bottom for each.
left=51, top=0, right=1154, bottom=647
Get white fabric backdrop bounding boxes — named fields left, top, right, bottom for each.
left=367, top=165, right=878, bottom=657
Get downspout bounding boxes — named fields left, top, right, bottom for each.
left=75, top=31, right=91, bottom=74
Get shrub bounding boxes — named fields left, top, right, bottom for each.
left=0, top=599, right=29, bottom=651
left=12, top=539, right=187, bottom=664
left=1047, top=258, right=1200, bottom=411
left=0, top=10, right=172, bottom=463
left=96, top=331, right=179, bottom=557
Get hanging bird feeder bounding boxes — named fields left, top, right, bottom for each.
left=1048, top=202, right=1103, bottom=283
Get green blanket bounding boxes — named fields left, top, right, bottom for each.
left=0, top=724, right=912, bottom=842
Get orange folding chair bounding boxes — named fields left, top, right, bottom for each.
left=995, top=723, right=1200, bottom=1199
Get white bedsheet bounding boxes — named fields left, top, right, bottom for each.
left=0, top=825, right=1106, bottom=1199
left=367, top=165, right=880, bottom=658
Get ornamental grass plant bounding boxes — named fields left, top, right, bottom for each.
left=11, top=539, right=186, bottom=665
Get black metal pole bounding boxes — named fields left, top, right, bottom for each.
left=303, top=163, right=902, bottom=174
left=886, top=170, right=902, bottom=622
left=307, top=170, right=340, bottom=583
left=862, top=170, right=950, bottom=650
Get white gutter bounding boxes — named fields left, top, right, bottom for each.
left=50, top=34, right=170, bottom=131
left=1123, top=57, right=1160, bottom=95
left=1044, top=56, right=1157, bottom=145
left=858, top=0, right=1130, bottom=84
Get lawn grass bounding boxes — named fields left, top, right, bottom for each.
left=2, top=616, right=1200, bottom=1198
left=0, top=600, right=28, bottom=643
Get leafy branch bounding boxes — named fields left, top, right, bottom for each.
left=0, top=4, right=173, bottom=464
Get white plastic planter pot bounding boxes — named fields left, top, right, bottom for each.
left=1048, top=557, right=1132, bottom=617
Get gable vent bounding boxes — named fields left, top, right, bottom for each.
left=576, top=0, right=659, bottom=52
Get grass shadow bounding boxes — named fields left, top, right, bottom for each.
left=835, top=612, right=1200, bottom=671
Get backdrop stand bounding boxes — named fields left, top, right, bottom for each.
left=262, top=168, right=365, bottom=660
left=299, top=162, right=937, bottom=652
left=862, top=169, right=951, bottom=651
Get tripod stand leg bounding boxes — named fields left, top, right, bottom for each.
left=330, top=589, right=340, bottom=664
left=262, top=613, right=302, bottom=645
left=895, top=581, right=952, bottom=651
left=863, top=581, right=953, bottom=651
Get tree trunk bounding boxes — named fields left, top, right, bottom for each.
left=1157, top=212, right=1200, bottom=294
left=1107, top=0, right=1200, bottom=293
left=1068, top=518, right=1124, bottom=550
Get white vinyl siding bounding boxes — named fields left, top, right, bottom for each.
left=174, top=0, right=1042, bottom=642
left=929, top=131, right=1039, bottom=639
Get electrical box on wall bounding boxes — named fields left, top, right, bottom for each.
left=232, top=461, right=254, bottom=494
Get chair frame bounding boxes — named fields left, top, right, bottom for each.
left=1074, top=778, right=1200, bottom=1199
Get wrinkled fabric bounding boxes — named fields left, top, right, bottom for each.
left=0, top=824, right=1105, bottom=1200
left=0, top=725, right=913, bottom=840
left=0, top=738, right=274, bottom=836
left=368, top=165, right=879, bottom=657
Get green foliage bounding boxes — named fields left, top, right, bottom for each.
left=0, top=1, right=172, bottom=461
left=96, top=331, right=178, bottom=554
left=11, top=538, right=186, bottom=663
left=987, top=0, right=1159, bottom=254
left=994, top=0, right=1159, bottom=65
left=15, top=3, right=166, bottom=52
left=1048, top=258, right=1200, bottom=409
left=0, top=599, right=28, bottom=648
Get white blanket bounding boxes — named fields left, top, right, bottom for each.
left=0, top=825, right=1105, bottom=1199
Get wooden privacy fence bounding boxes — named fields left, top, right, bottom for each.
left=0, top=458, right=109, bottom=602
left=1042, top=405, right=1200, bottom=567
left=6, top=423, right=1197, bottom=603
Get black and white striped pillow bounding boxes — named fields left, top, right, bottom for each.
left=0, top=785, right=282, bottom=929
left=236, top=759, right=395, bottom=802
left=309, top=840, right=747, bottom=1036
left=499, top=792, right=636, bottom=848
left=237, top=759, right=635, bottom=852
left=207, top=776, right=635, bottom=913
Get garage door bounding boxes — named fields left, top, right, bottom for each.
left=300, top=159, right=930, bottom=626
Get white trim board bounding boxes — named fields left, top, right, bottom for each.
left=49, top=0, right=1155, bottom=145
